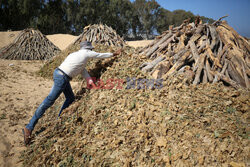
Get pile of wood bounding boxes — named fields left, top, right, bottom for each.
left=73, top=24, right=125, bottom=47
left=0, top=28, right=60, bottom=60
left=139, top=16, right=250, bottom=89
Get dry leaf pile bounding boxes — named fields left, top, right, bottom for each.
left=21, top=45, right=249, bottom=167
left=73, top=24, right=126, bottom=47
left=139, top=17, right=250, bottom=89
left=0, top=28, right=60, bottom=60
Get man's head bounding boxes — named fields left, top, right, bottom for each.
left=80, top=41, right=94, bottom=50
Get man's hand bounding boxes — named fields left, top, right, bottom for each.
left=88, top=79, right=94, bottom=85
left=113, top=49, right=122, bottom=56
left=86, top=78, right=96, bottom=89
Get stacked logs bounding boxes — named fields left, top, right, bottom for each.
left=139, top=16, right=250, bottom=89
left=73, top=24, right=125, bottom=47
left=0, top=29, right=60, bottom=60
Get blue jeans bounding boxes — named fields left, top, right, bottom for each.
left=26, top=68, right=75, bottom=131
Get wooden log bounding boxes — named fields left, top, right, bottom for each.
left=190, top=33, right=202, bottom=43
left=227, top=61, right=246, bottom=87
left=206, top=43, right=222, bottom=69
left=149, top=34, right=176, bottom=59
left=210, top=71, right=241, bottom=89
left=194, top=24, right=205, bottom=34
left=202, top=66, right=208, bottom=83
left=189, top=40, right=200, bottom=63
left=205, top=59, right=214, bottom=82
left=208, top=25, right=220, bottom=51
left=212, top=15, right=229, bottom=26
left=176, top=34, right=186, bottom=52
left=145, top=32, right=173, bottom=58
left=140, top=55, right=166, bottom=72
left=151, top=61, right=171, bottom=79
left=242, top=62, right=250, bottom=88
left=193, top=53, right=206, bottom=85
left=172, top=48, right=188, bottom=63
left=217, top=44, right=232, bottom=64
left=221, top=59, right=229, bottom=74
left=162, top=50, right=191, bottom=79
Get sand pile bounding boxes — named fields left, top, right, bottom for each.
left=46, top=34, right=78, bottom=50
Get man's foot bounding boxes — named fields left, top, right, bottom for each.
left=22, top=127, right=32, bottom=146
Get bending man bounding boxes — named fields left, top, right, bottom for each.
left=23, top=41, right=121, bottom=145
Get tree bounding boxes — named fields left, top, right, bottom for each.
left=104, top=0, right=133, bottom=36
left=0, top=0, right=22, bottom=30
left=172, top=10, right=196, bottom=26
left=156, top=8, right=173, bottom=34
left=37, top=0, right=69, bottom=34
left=0, top=0, right=41, bottom=30
left=0, top=0, right=215, bottom=38
left=18, top=0, right=42, bottom=28
left=133, top=0, right=161, bottom=39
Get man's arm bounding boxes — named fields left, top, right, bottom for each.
left=87, top=51, right=113, bottom=59
left=82, top=68, right=95, bottom=86
left=87, top=49, right=122, bottom=59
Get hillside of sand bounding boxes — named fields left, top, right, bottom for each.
left=0, top=31, right=153, bottom=51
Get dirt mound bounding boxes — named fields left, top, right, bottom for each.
left=20, top=44, right=249, bottom=166
left=0, top=31, right=21, bottom=49
left=0, top=29, right=60, bottom=60
left=126, top=40, right=153, bottom=48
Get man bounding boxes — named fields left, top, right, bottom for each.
left=23, top=41, right=121, bottom=145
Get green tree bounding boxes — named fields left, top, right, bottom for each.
left=0, top=0, right=41, bottom=30
left=37, top=0, right=69, bottom=34
left=104, top=0, right=133, bottom=36
left=0, top=0, right=22, bottom=30
left=172, top=10, right=195, bottom=26
left=200, top=16, right=214, bottom=24
left=18, top=0, right=41, bottom=28
left=156, top=8, right=173, bottom=34
left=133, top=0, right=161, bottom=39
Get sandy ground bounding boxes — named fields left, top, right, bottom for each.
left=126, top=40, right=153, bottom=48
left=46, top=34, right=78, bottom=50
left=0, top=60, right=79, bottom=167
left=0, top=31, right=21, bottom=49
left=0, top=31, right=152, bottom=50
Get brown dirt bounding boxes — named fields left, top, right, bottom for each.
left=46, top=34, right=78, bottom=50
left=0, top=31, right=21, bottom=49
left=0, top=59, right=79, bottom=167
left=0, top=31, right=152, bottom=51
left=126, top=40, right=153, bottom=48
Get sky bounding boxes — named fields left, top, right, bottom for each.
left=153, top=0, right=250, bottom=37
